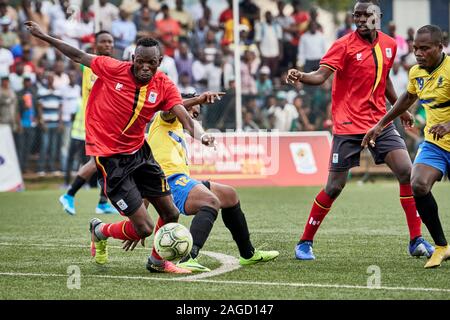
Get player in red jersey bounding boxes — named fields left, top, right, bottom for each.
left=286, top=0, right=434, bottom=260
left=25, top=21, right=215, bottom=274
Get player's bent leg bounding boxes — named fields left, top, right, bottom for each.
left=384, top=149, right=433, bottom=257
left=149, top=195, right=180, bottom=223
left=79, top=157, right=98, bottom=180
left=207, top=182, right=280, bottom=265
left=412, top=164, right=446, bottom=265
left=146, top=195, right=191, bottom=274
left=60, top=157, right=98, bottom=216
left=126, top=204, right=155, bottom=239
left=177, top=184, right=219, bottom=272
left=296, top=171, right=347, bottom=261
left=89, top=205, right=152, bottom=265
left=208, top=182, right=239, bottom=209
left=89, top=218, right=108, bottom=265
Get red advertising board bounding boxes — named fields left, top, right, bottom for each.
left=187, top=132, right=332, bottom=187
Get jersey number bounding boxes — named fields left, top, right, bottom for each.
left=175, top=176, right=191, bottom=187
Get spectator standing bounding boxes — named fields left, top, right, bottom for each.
left=0, top=76, right=18, bottom=133
left=60, top=71, right=80, bottom=172
left=111, top=9, right=137, bottom=59
left=254, top=11, right=282, bottom=76
left=297, top=22, right=326, bottom=72
left=155, top=4, right=181, bottom=58
left=0, top=37, right=13, bottom=76
left=89, top=0, right=119, bottom=32
left=275, top=1, right=296, bottom=71
left=36, top=72, right=62, bottom=175
left=16, top=77, right=37, bottom=172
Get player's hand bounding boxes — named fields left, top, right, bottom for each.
left=198, top=91, right=226, bottom=104
left=286, top=69, right=304, bottom=85
left=429, top=122, right=450, bottom=141
left=362, top=124, right=383, bottom=148
left=24, top=21, right=46, bottom=39
left=201, top=133, right=216, bottom=149
left=400, top=111, right=414, bottom=129
left=122, top=239, right=145, bottom=251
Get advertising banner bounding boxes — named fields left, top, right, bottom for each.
left=188, top=132, right=332, bottom=187
left=0, top=125, right=24, bottom=192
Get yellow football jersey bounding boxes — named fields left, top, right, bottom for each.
left=147, top=112, right=190, bottom=177
left=71, top=65, right=98, bottom=140
left=407, top=55, right=450, bottom=151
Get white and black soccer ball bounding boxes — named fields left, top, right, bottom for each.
left=153, top=223, right=193, bottom=261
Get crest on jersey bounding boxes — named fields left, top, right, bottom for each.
left=148, top=91, right=158, bottom=103
left=438, top=76, right=444, bottom=88
left=417, top=78, right=424, bottom=90
left=356, top=53, right=363, bottom=61
left=386, top=48, right=393, bottom=59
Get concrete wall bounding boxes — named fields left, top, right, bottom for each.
left=393, top=0, right=431, bottom=36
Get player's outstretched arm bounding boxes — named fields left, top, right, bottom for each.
left=286, top=66, right=333, bottom=86
left=183, top=91, right=226, bottom=110
left=161, top=91, right=226, bottom=119
left=362, top=91, right=417, bottom=148
left=386, top=75, right=414, bottom=128
left=24, top=21, right=95, bottom=67
left=170, top=104, right=215, bottom=147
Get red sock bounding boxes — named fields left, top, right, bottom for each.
left=301, top=190, right=335, bottom=242
left=400, top=184, right=422, bottom=240
left=101, top=220, right=140, bottom=241
left=151, top=217, right=165, bottom=261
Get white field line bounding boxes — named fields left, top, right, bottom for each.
left=1, top=242, right=450, bottom=293
left=0, top=271, right=450, bottom=293
left=0, top=242, right=240, bottom=280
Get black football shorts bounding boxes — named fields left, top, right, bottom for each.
left=95, top=141, right=171, bottom=216
left=329, top=124, right=407, bottom=172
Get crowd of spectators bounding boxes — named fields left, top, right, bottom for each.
left=0, top=0, right=443, bottom=176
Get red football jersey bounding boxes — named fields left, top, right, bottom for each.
left=320, top=31, right=397, bottom=135
left=85, top=56, right=182, bottom=156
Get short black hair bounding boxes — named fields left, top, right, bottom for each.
left=356, top=0, right=380, bottom=6
left=417, top=25, right=443, bottom=44
left=136, top=37, right=161, bottom=51
left=95, top=30, right=112, bottom=41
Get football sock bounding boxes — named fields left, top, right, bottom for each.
left=222, top=202, right=254, bottom=259
left=67, top=176, right=86, bottom=197
left=98, top=191, right=108, bottom=205
left=399, top=184, right=422, bottom=240
left=414, top=192, right=447, bottom=246
left=186, top=206, right=218, bottom=260
left=99, top=220, right=140, bottom=241
left=150, top=217, right=165, bottom=265
left=300, top=189, right=335, bottom=242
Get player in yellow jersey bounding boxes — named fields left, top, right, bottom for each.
left=59, top=31, right=118, bottom=215
left=363, top=25, right=450, bottom=268
left=144, top=92, right=279, bottom=272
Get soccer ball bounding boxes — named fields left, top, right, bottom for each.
left=153, top=223, right=193, bottom=261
